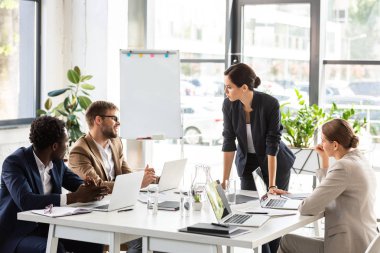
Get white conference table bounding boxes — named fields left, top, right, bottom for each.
left=17, top=191, right=323, bottom=253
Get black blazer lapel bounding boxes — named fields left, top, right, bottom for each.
left=25, top=146, right=44, bottom=194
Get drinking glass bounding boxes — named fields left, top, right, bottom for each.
left=226, top=178, right=236, bottom=205
left=180, top=189, right=192, bottom=217
left=147, top=185, right=159, bottom=215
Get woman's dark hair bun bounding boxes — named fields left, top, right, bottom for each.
left=254, top=77, right=261, bottom=88
left=350, top=135, right=359, bottom=148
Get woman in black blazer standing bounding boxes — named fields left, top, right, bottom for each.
left=222, top=63, right=295, bottom=253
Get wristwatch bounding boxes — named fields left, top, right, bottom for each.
left=268, top=185, right=278, bottom=190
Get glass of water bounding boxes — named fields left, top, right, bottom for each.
left=226, top=178, right=236, bottom=205
left=180, top=189, right=192, bottom=217
left=147, top=184, right=159, bottom=215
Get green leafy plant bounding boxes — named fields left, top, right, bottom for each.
left=281, top=89, right=367, bottom=148
left=192, top=193, right=201, bottom=203
left=37, top=66, right=94, bottom=145
left=191, top=188, right=202, bottom=203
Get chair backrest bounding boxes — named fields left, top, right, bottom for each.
left=366, top=233, right=380, bottom=253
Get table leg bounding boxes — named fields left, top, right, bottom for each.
left=142, top=236, right=150, bottom=253
left=226, top=246, right=234, bottom=253
left=109, top=232, right=121, bottom=253
left=46, top=224, right=58, bottom=253
left=253, top=246, right=262, bottom=253
left=147, top=237, right=221, bottom=253
left=313, top=220, right=321, bottom=237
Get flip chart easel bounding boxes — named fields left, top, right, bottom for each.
left=119, top=49, right=182, bottom=140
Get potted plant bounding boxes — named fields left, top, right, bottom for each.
left=281, top=89, right=367, bottom=175
left=37, top=66, right=94, bottom=145
left=192, top=192, right=202, bottom=211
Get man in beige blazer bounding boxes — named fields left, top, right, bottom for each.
left=69, top=100, right=156, bottom=193
left=69, top=100, right=156, bottom=253
left=278, top=119, right=378, bottom=253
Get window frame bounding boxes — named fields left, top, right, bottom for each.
left=0, top=0, right=41, bottom=127
left=229, top=0, right=322, bottom=106
left=178, top=0, right=230, bottom=70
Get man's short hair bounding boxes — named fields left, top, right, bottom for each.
left=29, top=116, right=66, bottom=150
left=85, top=101, right=118, bottom=128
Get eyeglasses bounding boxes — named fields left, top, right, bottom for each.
left=99, top=115, right=119, bottom=122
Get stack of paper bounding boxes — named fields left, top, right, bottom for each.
left=32, top=207, right=92, bottom=217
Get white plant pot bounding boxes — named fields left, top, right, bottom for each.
left=290, top=147, right=320, bottom=175
left=192, top=202, right=202, bottom=211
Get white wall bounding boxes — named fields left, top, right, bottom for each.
left=0, top=0, right=128, bottom=170
left=40, top=0, right=128, bottom=107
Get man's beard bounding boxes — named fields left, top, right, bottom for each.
left=102, top=127, right=118, bottom=139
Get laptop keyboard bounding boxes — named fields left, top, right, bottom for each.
left=225, top=214, right=252, bottom=224
left=267, top=199, right=286, bottom=207
left=95, top=204, right=109, bottom=210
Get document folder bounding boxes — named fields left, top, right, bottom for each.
left=179, top=223, right=251, bottom=238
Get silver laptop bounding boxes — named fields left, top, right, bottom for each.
left=252, top=167, right=302, bottom=210
left=141, top=159, right=187, bottom=192
left=85, top=171, right=144, bottom=212
left=205, top=181, right=270, bottom=227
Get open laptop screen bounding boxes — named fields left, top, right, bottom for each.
left=205, top=181, right=231, bottom=220
left=158, top=158, right=187, bottom=191
left=252, top=167, right=269, bottom=202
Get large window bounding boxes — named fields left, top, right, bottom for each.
left=0, top=0, right=39, bottom=126
left=241, top=3, right=311, bottom=106
left=231, top=0, right=380, bottom=169
left=147, top=0, right=227, bottom=180
left=144, top=0, right=380, bottom=180
left=325, top=0, right=380, bottom=60
left=323, top=0, right=380, bottom=169
left=147, top=0, right=226, bottom=60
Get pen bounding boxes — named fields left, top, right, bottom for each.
left=117, top=208, right=133, bottom=213
left=211, top=222, right=229, bottom=228
left=245, top=212, right=268, bottom=214
left=280, top=195, right=291, bottom=200
left=136, top=137, right=152, bottom=140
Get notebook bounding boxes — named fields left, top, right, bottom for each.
left=179, top=223, right=251, bottom=238
left=205, top=181, right=270, bottom=227
left=78, top=171, right=144, bottom=212
left=179, top=227, right=250, bottom=238
left=148, top=201, right=180, bottom=211
left=186, top=223, right=240, bottom=234
left=141, top=158, right=187, bottom=192
left=252, top=167, right=302, bottom=210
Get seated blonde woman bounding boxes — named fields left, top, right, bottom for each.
left=278, top=118, right=378, bottom=253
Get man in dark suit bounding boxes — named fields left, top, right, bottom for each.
left=0, top=116, right=109, bottom=253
